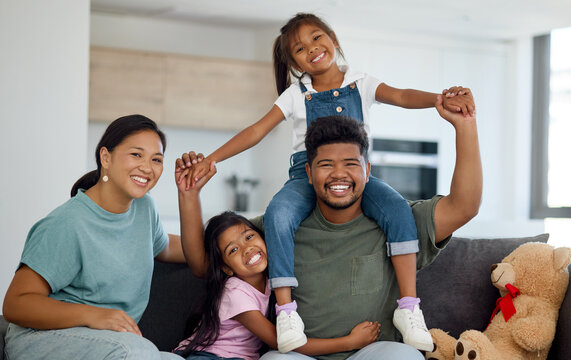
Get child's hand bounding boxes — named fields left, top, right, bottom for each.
left=442, top=86, right=470, bottom=97
left=175, top=157, right=217, bottom=192
left=347, top=321, right=381, bottom=350
left=175, top=166, right=191, bottom=193
left=436, top=94, right=476, bottom=126
left=177, top=151, right=205, bottom=170
left=175, top=151, right=210, bottom=189
left=441, top=86, right=475, bottom=116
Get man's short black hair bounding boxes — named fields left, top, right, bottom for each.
left=305, top=115, right=369, bottom=165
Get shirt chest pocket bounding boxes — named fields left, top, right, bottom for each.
left=351, top=252, right=387, bottom=296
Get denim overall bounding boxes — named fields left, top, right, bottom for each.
left=263, top=81, right=419, bottom=290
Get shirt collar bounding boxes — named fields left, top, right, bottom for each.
left=300, top=65, right=365, bottom=93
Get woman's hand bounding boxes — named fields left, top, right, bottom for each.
left=84, top=307, right=141, bottom=336
left=346, top=321, right=381, bottom=350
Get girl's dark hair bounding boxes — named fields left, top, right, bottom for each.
left=273, top=13, right=346, bottom=95
left=70, top=114, right=166, bottom=197
left=305, top=115, right=369, bottom=165
left=179, top=211, right=267, bottom=356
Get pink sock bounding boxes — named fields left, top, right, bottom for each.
left=276, top=300, right=298, bottom=315
left=397, top=296, right=420, bottom=312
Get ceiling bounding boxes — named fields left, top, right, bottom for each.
left=90, top=0, right=571, bottom=41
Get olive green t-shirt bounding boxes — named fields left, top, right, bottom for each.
left=252, top=196, right=449, bottom=360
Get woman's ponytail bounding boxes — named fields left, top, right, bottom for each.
left=70, top=170, right=99, bottom=197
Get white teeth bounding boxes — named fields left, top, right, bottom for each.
left=312, top=53, right=324, bottom=63
left=330, top=185, right=349, bottom=191
left=131, top=176, right=148, bottom=184
left=247, top=253, right=261, bottom=265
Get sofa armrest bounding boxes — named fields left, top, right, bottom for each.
left=1, top=315, right=8, bottom=360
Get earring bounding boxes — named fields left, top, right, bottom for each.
left=102, top=175, right=109, bottom=183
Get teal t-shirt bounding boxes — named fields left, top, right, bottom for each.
left=20, top=190, right=168, bottom=323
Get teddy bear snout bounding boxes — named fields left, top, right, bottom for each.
left=456, top=341, right=464, bottom=355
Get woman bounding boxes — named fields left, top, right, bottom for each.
left=2, top=115, right=184, bottom=359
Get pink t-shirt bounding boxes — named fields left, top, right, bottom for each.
left=175, top=276, right=271, bottom=360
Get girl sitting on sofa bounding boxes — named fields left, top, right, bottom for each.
left=174, top=161, right=380, bottom=360
left=2, top=115, right=185, bottom=360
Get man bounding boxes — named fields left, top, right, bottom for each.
left=259, top=94, right=482, bottom=360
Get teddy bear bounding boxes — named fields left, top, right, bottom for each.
left=425, top=242, right=571, bottom=360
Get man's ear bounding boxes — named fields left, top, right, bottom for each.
left=365, top=161, right=371, bottom=183
left=305, top=162, right=313, bottom=184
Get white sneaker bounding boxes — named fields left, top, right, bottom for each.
left=276, top=310, right=308, bottom=353
left=393, top=305, right=433, bottom=351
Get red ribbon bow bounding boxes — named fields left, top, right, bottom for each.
left=487, top=283, right=520, bottom=329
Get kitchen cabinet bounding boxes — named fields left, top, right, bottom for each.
left=89, top=46, right=276, bottom=130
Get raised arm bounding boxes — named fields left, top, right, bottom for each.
left=176, top=159, right=218, bottom=278
left=177, top=105, right=285, bottom=188
left=433, top=94, right=482, bottom=242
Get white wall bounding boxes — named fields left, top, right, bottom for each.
left=0, top=1, right=90, bottom=307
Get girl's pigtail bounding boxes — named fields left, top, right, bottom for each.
left=273, top=35, right=290, bottom=96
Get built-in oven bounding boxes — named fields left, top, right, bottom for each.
left=369, top=138, right=438, bottom=200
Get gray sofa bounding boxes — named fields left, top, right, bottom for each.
left=1, top=234, right=569, bottom=359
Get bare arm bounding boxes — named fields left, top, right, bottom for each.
left=2, top=266, right=141, bottom=335
left=376, top=83, right=475, bottom=115
left=234, top=311, right=380, bottom=355
left=177, top=105, right=285, bottom=188
left=154, top=234, right=186, bottom=263
left=433, top=94, right=482, bottom=242
left=376, top=83, right=438, bottom=108
left=176, top=161, right=218, bottom=278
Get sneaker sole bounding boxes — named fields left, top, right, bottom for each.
left=403, top=337, right=434, bottom=352
left=278, top=336, right=308, bottom=353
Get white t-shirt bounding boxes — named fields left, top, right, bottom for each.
left=274, top=66, right=382, bottom=153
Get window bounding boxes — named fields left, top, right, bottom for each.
left=531, top=28, right=571, bottom=247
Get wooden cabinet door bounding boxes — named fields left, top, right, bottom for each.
left=89, top=47, right=165, bottom=124
left=164, top=54, right=275, bottom=130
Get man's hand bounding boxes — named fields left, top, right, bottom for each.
left=441, top=86, right=475, bottom=116
left=436, top=94, right=476, bottom=125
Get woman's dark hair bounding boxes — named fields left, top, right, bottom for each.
left=179, top=211, right=267, bottom=356
left=273, top=13, right=346, bottom=95
left=305, top=115, right=369, bottom=165
left=70, top=114, right=166, bottom=197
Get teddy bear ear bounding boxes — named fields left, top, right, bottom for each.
left=554, top=247, right=571, bottom=271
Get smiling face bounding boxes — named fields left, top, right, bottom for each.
left=218, top=223, right=268, bottom=288
left=289, top=23, right=339, bottom=76
left=306, top=142, right=370, bottom=223
left=101, top=130, right=164, bottom=203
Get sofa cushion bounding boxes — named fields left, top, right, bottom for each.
left=417, top=233, right=549, bottom=338
left=139, top=261, right=206, bottom=352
